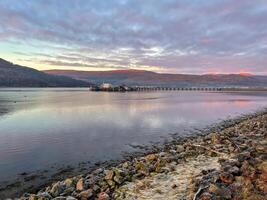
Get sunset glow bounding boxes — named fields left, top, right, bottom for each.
left=0, top=0, right=266, bottom=74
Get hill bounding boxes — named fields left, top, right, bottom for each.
left=0, top=58, right=89, bottom=87
left=44, top=69, right=267, bottom=88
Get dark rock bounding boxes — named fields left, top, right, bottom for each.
left=219, top=172, right=234, bottom=184
left=228, top=166, right=240, bottom=175
left=236, top=152, right=251, bottom=162
left=216, top=187, right=232, bottom=199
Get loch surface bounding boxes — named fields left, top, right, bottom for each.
left=0, top=88, right=266, bottom=181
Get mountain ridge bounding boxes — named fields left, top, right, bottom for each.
left=1, top=57, right=266, bottom=88
left=0, top=58, right=89, bottom=87
left=44, top=69, right=267, bottom=88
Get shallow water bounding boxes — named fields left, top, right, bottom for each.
left=0, top=88, right=266, bottom=181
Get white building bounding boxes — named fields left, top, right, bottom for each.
left=100, top=83, right=112, bottom=89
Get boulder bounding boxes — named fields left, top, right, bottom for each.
left=144, top=154, right=157, bottom=161
left=104, top=170, right=114, bottom=180
left=97, top=192, right=110, bottom=200
left=50, top=182, right=65, bottom=197
left=76, top=178, right=84, bottom=191
left=219, top=172, right=234, bottom=184
left=78, top=189, right=93, bottom=200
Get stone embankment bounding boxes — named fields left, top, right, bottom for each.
left=13, top=111, right=267, bottom=200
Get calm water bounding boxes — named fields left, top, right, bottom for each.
left=0, top=88, right=266, bottom=181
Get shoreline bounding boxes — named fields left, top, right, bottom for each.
left=1, top=108, right=267, bottom=199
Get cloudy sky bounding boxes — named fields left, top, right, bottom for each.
left=0, top=0, right=266, bottom=74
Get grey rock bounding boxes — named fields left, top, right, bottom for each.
left=50, top=182, right=65, bottom=197
left=66, top=197, right=78, bottom=200
left=52, top=197, right=67, bottom=200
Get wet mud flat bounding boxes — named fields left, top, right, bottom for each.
left=1, top=109, right=267, bottom=199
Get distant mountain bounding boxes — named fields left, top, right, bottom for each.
left=0, top=58, right=89, bottom=87
left=44, top=69, right=267, bottom=88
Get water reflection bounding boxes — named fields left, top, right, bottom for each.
left=0, top=89, right=266, bottom=181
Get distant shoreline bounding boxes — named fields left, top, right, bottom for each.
left=1, top=85, right=264, bottom=92
left=89, top=87, right=267, bottom=92
left=1, top=87, right=267, bottom=94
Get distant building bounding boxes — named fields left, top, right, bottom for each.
left=100, top=83, right=113, bottom=89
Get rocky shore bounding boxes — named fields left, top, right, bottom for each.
left=4, top=110, right=267, bottom=200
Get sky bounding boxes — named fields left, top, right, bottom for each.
left=0, top=0, right=266, bottom=74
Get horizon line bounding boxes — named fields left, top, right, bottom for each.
left=2, top=57, right=266, bottom=76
